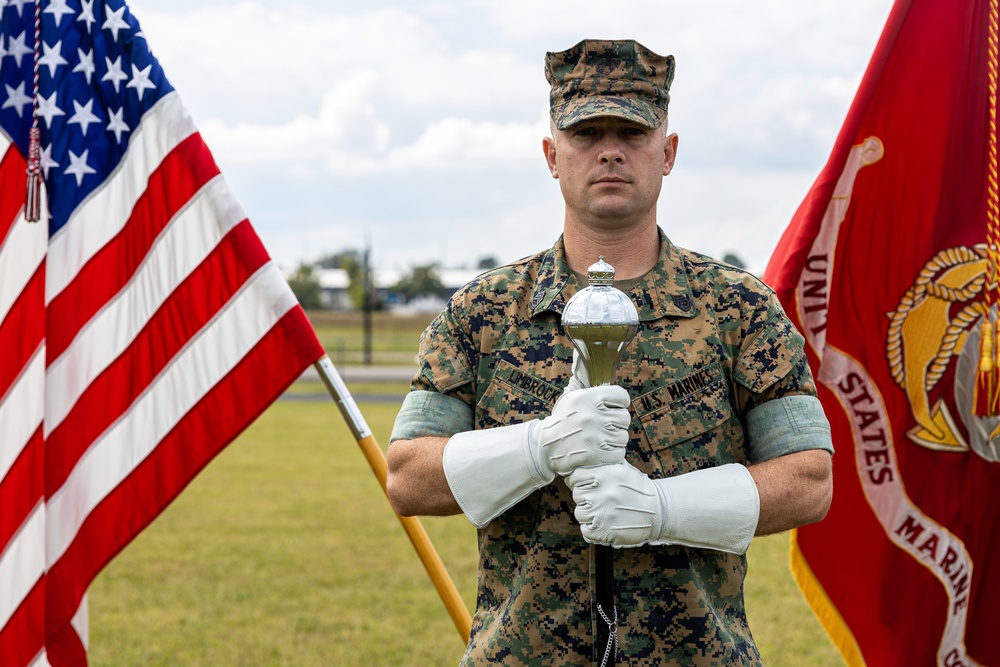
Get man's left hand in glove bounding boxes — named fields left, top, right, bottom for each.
left=567, top=460, right=761, bottom=555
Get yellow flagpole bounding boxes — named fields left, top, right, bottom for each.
left=313, top=355, right=472, bottom=644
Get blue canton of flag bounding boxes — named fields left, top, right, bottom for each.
left=1, top=0, right=173, bottom=234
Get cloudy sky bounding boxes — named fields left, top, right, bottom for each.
left=126, top=0, right=895, bottom=277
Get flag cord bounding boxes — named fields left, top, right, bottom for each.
left=313, top=356, right=473, bottom=644
left=975, top=0, right=1000, bottom=416
left=25, top=0, right=42, bottom=222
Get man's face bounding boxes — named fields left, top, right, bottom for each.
left=543, top=116, right=678, bottom=231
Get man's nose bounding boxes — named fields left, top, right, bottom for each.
left=598, top=140, right=625, bottom=164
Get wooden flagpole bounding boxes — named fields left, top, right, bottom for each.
left=313, top=355, right=472, bottom=644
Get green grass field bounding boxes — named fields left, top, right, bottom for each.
left=307, top=311, right=431, bottom=366
left=87, top=312, right=845, bottom=666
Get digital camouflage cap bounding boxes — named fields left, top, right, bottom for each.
left=545, top=39, right=675, bottom=130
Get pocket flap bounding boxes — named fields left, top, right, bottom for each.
left=634, top=363, right=731, bottom=449
left=476, top=359, right=561, bottom=428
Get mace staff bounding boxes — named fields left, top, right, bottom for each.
left=562, top=257, right=640, bottom=667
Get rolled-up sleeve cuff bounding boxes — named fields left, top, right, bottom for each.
left=746, top=394, right=834, bottom=463
left=389, top=390, right=474, bottom=442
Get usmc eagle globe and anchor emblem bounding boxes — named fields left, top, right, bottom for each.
left=887, top=244, right=1000, bottom=462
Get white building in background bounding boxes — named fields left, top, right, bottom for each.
left=314, top=268, right=351, bottom=310
left=313, top=267, right=483, bottom=312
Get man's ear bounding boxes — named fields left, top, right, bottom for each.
left=543, top=136, right=558, bottom=178
left=663, top=132, right=679, bottom=176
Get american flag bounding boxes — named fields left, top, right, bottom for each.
left=0, top=1, right=325, bottom=665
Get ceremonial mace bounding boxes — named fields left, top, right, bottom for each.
left=561, top=257, right=639, bottom=666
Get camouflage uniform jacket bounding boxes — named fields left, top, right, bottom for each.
left=403, top=230, right=821, bottom=666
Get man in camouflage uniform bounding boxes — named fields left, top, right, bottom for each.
left=386, top=39, right=834, bottom=666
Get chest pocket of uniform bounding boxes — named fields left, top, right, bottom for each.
left=475, top=359, right=561, bottom=429
left=634, top=362, right=732, bottom=453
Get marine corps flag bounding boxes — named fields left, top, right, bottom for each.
left=764, top=0, right=1000, bottom=664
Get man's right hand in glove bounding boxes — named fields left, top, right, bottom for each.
left=443, top=384, right=631, bottom=527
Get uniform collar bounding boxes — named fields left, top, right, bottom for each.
left=529, top=227, right=696, bottom=321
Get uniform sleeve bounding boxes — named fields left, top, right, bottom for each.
left=390, top=303, right=478, bottom=441
left=732, top=289, right=816, bottom=410
left=412, top=306, right=476, bottom=401
left=729, top=285, right=833, bottom=462
left=745, top=394, right=834, bottom=462
left=389, top=390, right=475, bottom=442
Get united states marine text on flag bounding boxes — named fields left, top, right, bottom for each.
left=0, top=1, right=325, bottom=665
left=764, top=0, right=1000, bottom=664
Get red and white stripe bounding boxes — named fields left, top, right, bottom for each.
left=0, top=131, right=49, bottom=667
left=0, top=91, right=323, bottom=667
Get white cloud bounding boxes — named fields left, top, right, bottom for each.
left=198, top=70, right=390, bottom=165
left=126, top=0, right=897, bottom=271
left=477, top=0, right=892, bottom=63
left=135, top=1, right=548, bottom=174
left=200, top=102, right=546, bottom=173
left=132, top=2, right=540, bottom=121
left=660, top=167, right=821, bottom=276
left=382, top=113, right=548, bottom=169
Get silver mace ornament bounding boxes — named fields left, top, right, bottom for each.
left=561, top=256, right=639, bottom=667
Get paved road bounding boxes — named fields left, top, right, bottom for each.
left=283, top=364, right=416, bottom=404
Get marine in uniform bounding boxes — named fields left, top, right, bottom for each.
left=386, top=39, right=834, bottom=667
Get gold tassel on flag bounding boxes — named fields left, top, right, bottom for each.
left=25, top=127, right=42, bottom=222
left=974, top=320, right=998, bottom=416
left=993, top=325, right=1000, bottom=414
left=976, top=0, right=1000, bottom=417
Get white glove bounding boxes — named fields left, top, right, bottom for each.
left=443, top=384, right=631, bottom=528
left=567, top=461, right=760, bottom=555
left=530, top=385, right=630, bottom=479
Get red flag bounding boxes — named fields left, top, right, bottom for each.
left=764, top=0, right=999, bottom=664
left=0, top=2, right=324, bottom=665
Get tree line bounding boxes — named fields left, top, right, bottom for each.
left=287, top=249, right=500, bottom=311
left=288, top=249, right=745, bottom=311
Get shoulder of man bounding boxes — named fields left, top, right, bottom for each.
left=671, top=245, right=807, bottom=382
left=671, top=247, right=814, bottom=401
left=413, top=248, right=552, bottom=398
left=674, top=246, right=777, bottom=307
left=445, top=249, right=550, bottom=317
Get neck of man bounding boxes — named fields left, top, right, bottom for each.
left=562, top=216, right=661, bottom=281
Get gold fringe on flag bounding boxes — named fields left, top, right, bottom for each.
left=25, top=128, right=43, bottom=222
left=974, top=321, right=999, bottom=415
left=975, top=0, right=1000, bottom=416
